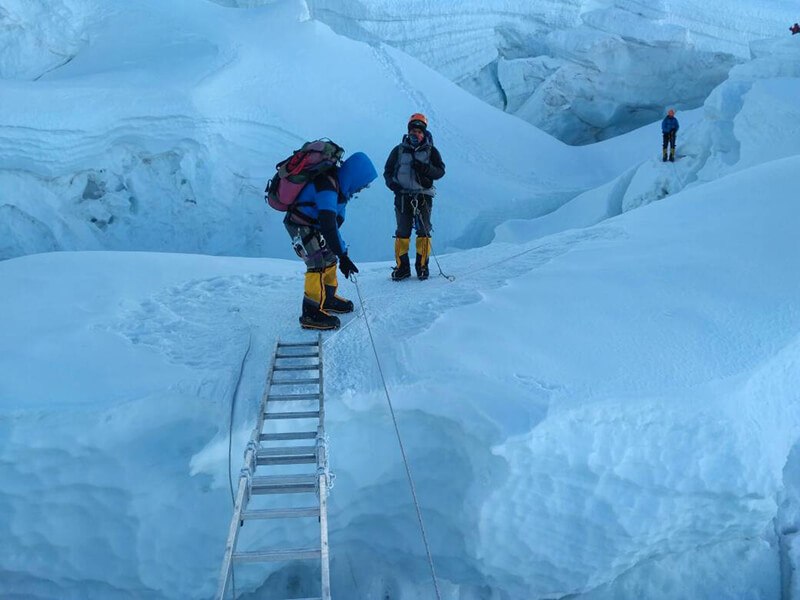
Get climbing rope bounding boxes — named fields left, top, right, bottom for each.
left=228, top=330, right=253, bottom=503
left=410, top=195, right=455, bottom=282
left=454, top=238, right=550, bottom=281
left=348, top=273, right=443, bottom=600
left=670, top=159, right=686, bottom=190
left=322, top=303, right=363, bottom=346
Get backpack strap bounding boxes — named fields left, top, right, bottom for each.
left=391, top=145, right=403, bottom=181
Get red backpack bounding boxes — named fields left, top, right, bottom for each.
left=265, top=140, right=344, bottom=211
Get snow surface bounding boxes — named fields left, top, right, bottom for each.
left=3, top=155, right=799, bottom=599
left=0, top=0, right=89, bottom=79
left=2, top=1, right=800, bottom=599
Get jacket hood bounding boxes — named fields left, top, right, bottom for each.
left=338, top=152, right=378, bottom=199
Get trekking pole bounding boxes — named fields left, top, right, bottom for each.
left=411, top=196, right=455, bottom=282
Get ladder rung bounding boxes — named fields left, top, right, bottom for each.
left=241, top=507, right=320, bottom=520
left=276, top=353, right=319, bottom=359
left=268, top=394, right=320, bottom=401
left=260, top=431, right=317, bottom=441
left=253, top=474, right=318, bottom=484
left=258, top=446, right=317, bottom=456
left=271, top=378, right=320, bottom=385
left=252, top=484, right=315, bottom=494
left=233, top=547, right=321, bottom=563
left=265, top=411, right=320, bottom=420
left=273, top=365, right=320, bottom=371
left=257, top=455, right=317, bottom=465
left=278, top=342, right=319, bottom=348
left=251, top=474, right=317, bottom=495
left=256, top=446, right=317, bottom=465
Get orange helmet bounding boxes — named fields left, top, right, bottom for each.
left=668, top=109, right=675, bottom=116
left=408, top=113, right=428, bottom=131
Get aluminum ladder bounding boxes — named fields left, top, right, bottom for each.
left=216, top=334, right=332, bottom=600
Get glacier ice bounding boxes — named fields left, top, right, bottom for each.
left=300, top=0, right=793, bottom=143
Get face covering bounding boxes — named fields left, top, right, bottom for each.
left=409, top=132, right=424, bottom=147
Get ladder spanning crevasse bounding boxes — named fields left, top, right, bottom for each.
left=217, top=335, right=332, bottom=600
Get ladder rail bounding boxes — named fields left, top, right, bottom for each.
left=318, top=332, right=326, bottom=426
left=216, top=340, right=280, bottom=600
left=216, top=473, right=249, bottom=600
left=318, top=333, right=331, bottom=600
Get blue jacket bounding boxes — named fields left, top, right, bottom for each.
left=662, top=116, right=679, bottom=134
left=293, top=152, right=377, bottom=256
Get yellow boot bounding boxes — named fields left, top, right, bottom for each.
left=392, top=237, right=411, bottom=281
left=321, top=263, right=353, bottom=313
left=300, top=270, right=339, bottom=330
left=415, top=237, right=431, bottom=280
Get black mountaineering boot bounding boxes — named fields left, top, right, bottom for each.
left=299, top=301, right=340, bottom=330
left=322, top=285, right=354, bottom=314
left=392, top=254, right=411, bottom=281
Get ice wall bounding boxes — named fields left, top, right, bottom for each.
left=303, top=0, right=793, bottom=143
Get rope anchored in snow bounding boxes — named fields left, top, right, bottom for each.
left=411, top=196, right=455, bottom=282
left=349, top=273, right=443, bottom=600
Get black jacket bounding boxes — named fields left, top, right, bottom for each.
left=384, top=134, right=446, bottom=192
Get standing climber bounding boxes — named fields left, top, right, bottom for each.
left=284, top=151, right=377, bottom=330
left=384, top=113, right=446, bottom=281
left=662, top=109, right=679, bottom=162
left=790, top=23, right=800, bottom=35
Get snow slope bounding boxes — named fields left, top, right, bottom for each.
left=2, top=157, right=799, bottom=599
left=301, top=0, right=795, bottom=143
left=495, top=35, right=800, bottom=245
left=0, top=0, right=650, bottom=263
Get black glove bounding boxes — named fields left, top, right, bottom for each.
left=389, top=182, right=402, bottom=193
left=413, top=160, right=430, bottom=176
left=339, top=254, right=359, bottom=278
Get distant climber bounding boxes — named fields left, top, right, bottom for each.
left=282, top=150, right=377, bottom=330
left=662, top=110, right=679, bottom=163
left=384, top=113, right=446, bottom=281
left=791, top=23, right=800, bottom=35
